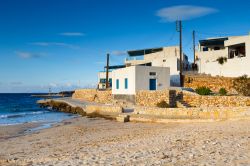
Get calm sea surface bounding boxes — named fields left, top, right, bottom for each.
left=0, top=94, right=76, bottom=128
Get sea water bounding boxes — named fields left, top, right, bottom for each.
left=0, top=93, right=76, bottom=129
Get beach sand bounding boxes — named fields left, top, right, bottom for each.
left=0, top=117, right=249, bottom=166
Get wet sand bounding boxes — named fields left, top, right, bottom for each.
left=0, top=117, right=249, bottom=166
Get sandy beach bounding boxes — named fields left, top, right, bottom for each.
left=0, top=117, right=249, bottom=166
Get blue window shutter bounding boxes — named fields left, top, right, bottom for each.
left=116, top=79, right=119, bottom=89
left=125, top=78, right=128, bottom=89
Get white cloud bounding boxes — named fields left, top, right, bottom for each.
left=59, top=32, right=85, bottom=37
left=156, top=5, right=218, bottom=22
left=111, top=50, right=127, bottom=56
left=15, top=51, right=45, bottom=59
left=31, top=42, right=80, bottom=49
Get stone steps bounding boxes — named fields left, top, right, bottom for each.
left=176, top=100, right=192, bottom=108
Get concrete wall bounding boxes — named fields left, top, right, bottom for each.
left=112, top=66, right=170, bottom=95
left=197, top=35, right=250, bottom=77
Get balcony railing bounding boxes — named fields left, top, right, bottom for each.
left=125, top=56, right=144, bottom=61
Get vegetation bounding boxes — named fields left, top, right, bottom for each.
left=219, top=88, right=227, bottom=96
left=216, top=57, right=227, bottom=65
left=195, top=87, right=212, bottom=95
left=156, top=100, right=169, bottom=108
left=233, top=75, right=250, bottom=96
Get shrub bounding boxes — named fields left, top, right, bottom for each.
left=156, top=100, right=169, bottom=108
left=219, top=88, right=227, bottom=96
left=195, top=87, right=212, bottom=95
left=216, top=57, right=227, bottom=65
left=233, top=75, right=250, bottom=96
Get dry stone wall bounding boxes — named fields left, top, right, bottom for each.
left=136, top=90, right=176, bottom=107
left=134, top=106, right=250, bottom=120
left=72, top=89, right=112, bottom=104
left=182, top=91, right=250, bottom=107
left=184, top=75, right=236, bottom=93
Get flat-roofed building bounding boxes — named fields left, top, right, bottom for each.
left=197, top=35, right=250, bottom=77
left=112, top=66, right=170, bottom=96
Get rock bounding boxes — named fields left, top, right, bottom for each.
left=116, top=115, right=130, bottom=123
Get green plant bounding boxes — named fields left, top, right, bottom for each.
left=233, top=75, right=250, bottom=96
left=219, top=88, right=227, bottom=96
left=195, top=87, right=212, bottom=95
left=216, top=57, right=227, bottom=65
left=156, top=100, right=169, bottom=108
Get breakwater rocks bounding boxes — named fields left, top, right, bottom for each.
left=37, top=99, right=122, bottom=120
left=38, top=100, right=87, bottom=116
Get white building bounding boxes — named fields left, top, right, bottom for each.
left=197, top=35, right=250, bottom=77
left=125, top=46, right=189, bottom=85
left=97, top=46, right=189, bottom=89
left=97, top=71, right=112, bottom=89
left=112, top=66, right=170, bottom=95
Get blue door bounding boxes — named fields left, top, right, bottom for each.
left=149, top=79, right=156, bottom=90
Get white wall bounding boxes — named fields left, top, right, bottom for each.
left=197, top=35, right=250, bottom=77
left=112, top=66, right=136, bottom=95
left=112, top=66, right=170, bottom=95
left=135, top=66, right=170, bottom=91
left=98, top=71, right=112, bottom=81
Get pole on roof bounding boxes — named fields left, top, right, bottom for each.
left=176, top=20, right=183, bottom=87
left=193, top=30, right=196, bottom=64
left=105, top=53, right=110, bottom=89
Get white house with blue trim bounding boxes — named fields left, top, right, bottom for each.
left=111, top=66, right=170, bottom=95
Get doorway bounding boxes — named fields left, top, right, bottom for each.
left=149, top=79, right=157, bottom=90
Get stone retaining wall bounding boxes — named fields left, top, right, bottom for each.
left=182, top=91, right=250, bottom=107
left=135, top=90, right=176, bottom=107
left=85, top=105, right=122, bottom=114
left=72, top=89, right=112, bottom=104
left=184, top=75, right=236, bottom=93
left=135, top=106, right=250, bottom=120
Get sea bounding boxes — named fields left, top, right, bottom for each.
left=0, top=93, right=77, bottom=130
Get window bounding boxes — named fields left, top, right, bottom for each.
left=214, top=47, right=221, bottom=50
left=125, top=78, right=128, bottom=89
left=203, top=47, right=208, bottom=51
left=116, top=79, right=119, bottom=89
left=100, top=79, right=106, bottom=83
left=109, top=78, right=112, bottom=87
left=149, top=72, right=156, bottom=76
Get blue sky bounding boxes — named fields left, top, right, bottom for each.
left=0, top=0, right=249, bottom=93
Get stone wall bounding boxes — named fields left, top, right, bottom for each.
left=72, top=89, right=112, bottom=104
left=135, top=90, right=176, bottom=107
left=182, top=91, right=250, bottom=107
left=85, top=105, right=122, bottom=114
left=184, top=75, right=236, bottom=93
left=134, top=106, right=250, bottom=120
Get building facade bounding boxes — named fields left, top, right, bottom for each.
left=97, top=46, right=189, bottom=89
left=125, top=46, right=189, bottom=86
left=197, top=35, right=250, bottom=77
left=112, top=66, right=170, bottom=95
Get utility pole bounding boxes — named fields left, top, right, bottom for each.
left=176, top=20, right=183, bottom=87
left=105, top=53, right=110, bottom=89
left=193, top=30, right=196, bottom=64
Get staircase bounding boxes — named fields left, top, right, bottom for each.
left=176, top=92, right=192, bottom=108
left=176, top=100, right=192, bottom=108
